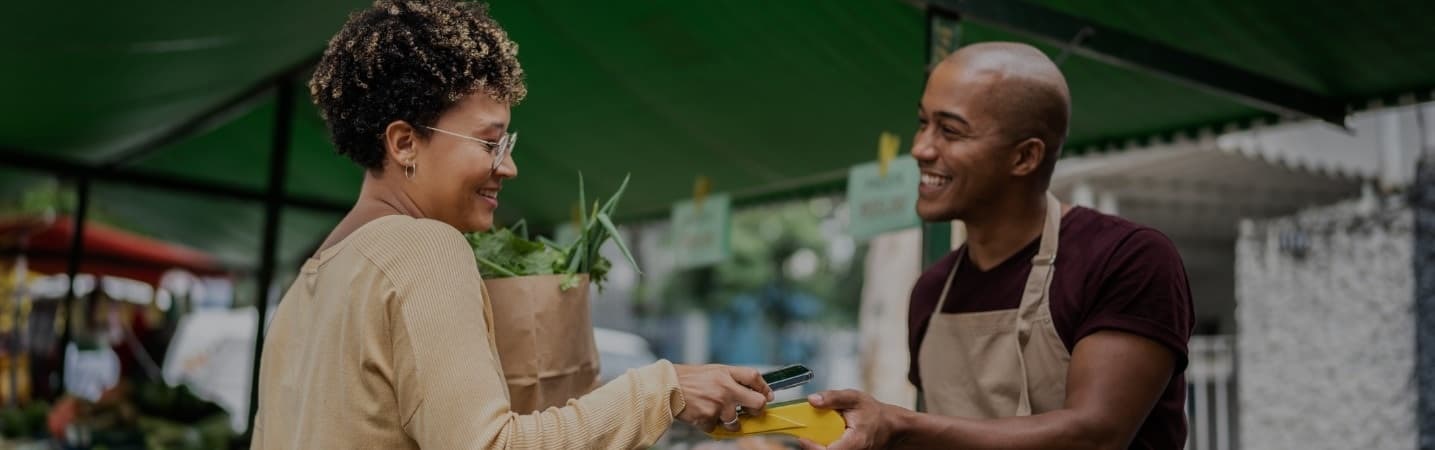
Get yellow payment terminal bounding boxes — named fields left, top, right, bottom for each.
left=706, top=399, right=847, bottom=445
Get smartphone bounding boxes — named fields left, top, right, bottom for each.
left=738, top=364, right=814, bottom=417
left=762, top=364, right=813, bottom=392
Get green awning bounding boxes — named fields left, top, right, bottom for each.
left=4, top=0, right=1433, bottom=270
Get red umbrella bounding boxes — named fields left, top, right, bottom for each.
left=0, top=215, right=226, bottom=285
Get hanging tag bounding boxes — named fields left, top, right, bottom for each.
left=878, top=132, right=900, bottom=178
left=693, top=175, right=711, bottom=212
left=848, top=133, right=920, bottom=241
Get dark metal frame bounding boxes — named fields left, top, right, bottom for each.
left=1414, top=106, right=1435, bottom=450
left=0, top=148, right=347, bottom=213
left=55, top=178, right=90, bottom=392
left=921, top=7, right=955, bottom=269
left=243, top=77, right=297, bottom=434
left=925, top=0, right=1350, bottom=127
left=0, top=58, right=331, bottom=437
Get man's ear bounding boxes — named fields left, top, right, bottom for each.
left=1010, top=137, right=1046, bottom=177
left=384, top=120, right=420, bottom=169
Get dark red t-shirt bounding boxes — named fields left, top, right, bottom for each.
left=908, top=206, right=1193, bottom=449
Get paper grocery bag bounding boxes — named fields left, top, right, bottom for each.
left=485, top=274, right=601, bottom=413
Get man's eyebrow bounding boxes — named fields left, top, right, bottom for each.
left=933, top=110, right=969, bottom=127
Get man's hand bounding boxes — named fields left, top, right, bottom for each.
left=797, top=390, right=899, bottom=450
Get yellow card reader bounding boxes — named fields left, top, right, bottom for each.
left=706, top=399, right=847, bottom=445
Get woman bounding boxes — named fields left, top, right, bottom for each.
left=251, top=2, right=771, bottom=448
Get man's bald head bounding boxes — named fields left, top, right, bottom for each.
left=938, top=42, right=1071, bottom=184
left=912, top=42, right=1072, bottom=221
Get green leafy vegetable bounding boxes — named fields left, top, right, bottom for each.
left=467, top=173, right=640, bottom=291
left=467, top=228, right=564, bottom=278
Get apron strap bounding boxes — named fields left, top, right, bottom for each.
left=1017, top=192, right=1062, bottom=314
left=1013, top=192, right=1063, bottom=416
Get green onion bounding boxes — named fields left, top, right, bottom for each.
left=467, top=173, right=639, bottom=291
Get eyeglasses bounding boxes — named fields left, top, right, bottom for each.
left=423, top=126, right=518, bottom=170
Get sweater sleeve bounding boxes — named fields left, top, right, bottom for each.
left=373, top=218, right=685, bottom=449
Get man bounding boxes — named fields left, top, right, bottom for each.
left=803, top=42, right=1194, bottom=449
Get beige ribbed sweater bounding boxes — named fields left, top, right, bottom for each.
left=253, top=215, right=685, bottom=449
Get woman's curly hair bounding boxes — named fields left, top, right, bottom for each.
left=309, top=0, right=526, bottom=170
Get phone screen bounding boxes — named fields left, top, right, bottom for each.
left=762, top=364, right=813, bottom=391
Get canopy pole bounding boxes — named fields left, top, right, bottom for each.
left=1413, top=104, right=1435, bottom=450
left=7, top=253, right=25, bottom=408
left=920, top=6, right=954, bottom=270
left=246, top=76, right=296, bottom=436
left=55, top=176, right=91, bottom=400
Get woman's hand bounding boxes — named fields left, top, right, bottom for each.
left=673, top=364, right=774, bottom=432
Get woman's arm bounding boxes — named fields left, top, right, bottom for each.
left=396, top=293, right=684, bottom=449
left=386, top=220, right=763, bottom=449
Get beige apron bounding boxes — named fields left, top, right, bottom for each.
left=485, top=275, right=602, bottom=413
left=918, top=193, right=1072, bottom=418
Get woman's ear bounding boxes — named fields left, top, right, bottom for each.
left=383, top=120, right=420, bottom=169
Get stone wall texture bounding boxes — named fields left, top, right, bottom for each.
left=1237, top=197, right=1415, bottom=450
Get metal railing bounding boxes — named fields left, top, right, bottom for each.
left=1187, top=334, right=1236, bottom=450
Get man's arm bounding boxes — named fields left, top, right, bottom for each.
left=803, top=329, right=1175, bottom=450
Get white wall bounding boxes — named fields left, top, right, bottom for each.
left=1236, top=197, right=1415, bottom=450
